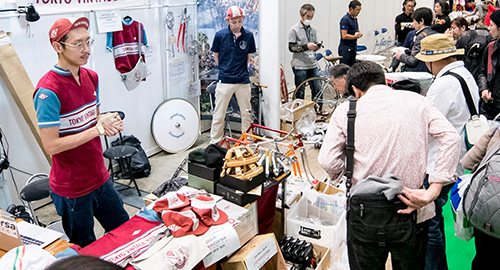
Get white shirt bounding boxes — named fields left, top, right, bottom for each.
left=426, top=60, right=480, bottom=176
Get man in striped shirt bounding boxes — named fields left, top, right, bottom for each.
left=33, top=17, right=129, bottom=247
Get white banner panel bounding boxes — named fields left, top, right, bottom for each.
left=16, top=0, right=150, bottom=13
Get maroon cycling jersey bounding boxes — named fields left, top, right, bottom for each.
left=34, top=66, right=109, bottom=198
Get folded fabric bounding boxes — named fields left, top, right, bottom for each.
left=350, top=174, right=403, bottom=200
left=131, top=234, right=210, bottom=270
left=0, top=245, right=55, bottom=270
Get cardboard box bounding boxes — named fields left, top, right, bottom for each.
left=313, top=181, right=344, bottom=195
left=188, top=174, right=219, bottom=193
left=216, top=184, right=262, bottom=206
left=280, top=119, right=296, bottom=136
left=188, top=161, right=220, bottom=181
left=221, top=233, right=287, bottom=270
left=229, top=201, right=259, bottom=246
left=221, top=171, right=266, bottom=193
left=313, top=243, right=331, bottom=270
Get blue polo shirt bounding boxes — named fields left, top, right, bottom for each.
left=339, top=13, right=359, bottom=49
left=212, top=26, right=256, bottom=84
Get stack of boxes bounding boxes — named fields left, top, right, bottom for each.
left=216, top=170, right=266, bottom=206
left=187, top=160, right=221, bottom=194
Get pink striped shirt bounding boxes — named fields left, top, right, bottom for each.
left=318, top=85, right=461, bottom=222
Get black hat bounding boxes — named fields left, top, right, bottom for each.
left=491, top=10, right=500, bottom=28
left=204, top=144, right=227, bottom=169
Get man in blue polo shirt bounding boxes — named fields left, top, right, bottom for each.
left=210, top=6, right=256, bottom=144
left=339, top=0, right=363, bottom=66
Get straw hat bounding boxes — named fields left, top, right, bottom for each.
left=415, top=34, right=464, bottom=62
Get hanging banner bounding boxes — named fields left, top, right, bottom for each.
left=16, top=0, right=150, bottom=13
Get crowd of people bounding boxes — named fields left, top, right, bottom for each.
left=316, top=1, right=500, bottom=270
left=25, top=1, right=500, bottom=269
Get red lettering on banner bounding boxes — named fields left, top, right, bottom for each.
left=68, top=116, right=84, bottom=126
left=36, top=0, right=72, bottom=4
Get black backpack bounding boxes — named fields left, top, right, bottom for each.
left=7, top=204, right=33, bottom=223
left=112, top=135, right=151, bottom=178
left=458, top=29, right=492, bottom=80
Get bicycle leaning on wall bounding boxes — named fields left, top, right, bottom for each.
left=289, top=49, right=346, bottom=120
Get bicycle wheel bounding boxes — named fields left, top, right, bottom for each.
left=292, top=77, right=341, bottom=119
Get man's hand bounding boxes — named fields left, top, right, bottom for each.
left=394, top=49, right=404, bottom=60
left=481, top=89, right=493, bottom=102
left=97, top=113, right=123, bottom=137
left=307, top=42, right=319, bottom=51
left=354, top=32, right=363, bottom=39
left=396, top=186, right=440, bottom=214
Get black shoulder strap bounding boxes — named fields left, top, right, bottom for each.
left=443, top=71, right=478, bottom=116
left=345, top=98, right=357, bottom=197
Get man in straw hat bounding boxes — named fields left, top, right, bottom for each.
left=416, top=33, right=479, bottom=270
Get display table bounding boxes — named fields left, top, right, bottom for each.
left=72, top=189, right=259, bottom=269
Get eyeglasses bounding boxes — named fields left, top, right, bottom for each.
left=59, top=38, right=94, bottom=51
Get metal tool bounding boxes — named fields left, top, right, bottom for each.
left=177, top=8, right=188, bottom=53
left=187, top=35, right=198, bottom=81
left=166, top=9, right=175, bottom=57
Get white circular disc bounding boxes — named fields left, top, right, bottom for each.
left=151, top=98, right=200, bottom=153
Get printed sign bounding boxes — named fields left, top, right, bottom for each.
left=201, top=223, right=240, bottom=267
left=95, top=10, right=122, bottom=33
left=245, top=236, right=277, bottom=270
left=0, top=214, right=18, bottom=238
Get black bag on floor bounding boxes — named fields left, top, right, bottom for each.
left=112, top=135, right=151, bottom=178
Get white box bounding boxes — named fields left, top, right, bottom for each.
left=286, top=191, right=344, bottom=266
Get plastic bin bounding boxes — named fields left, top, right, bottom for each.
left=286, top=191, right=345, bottom=266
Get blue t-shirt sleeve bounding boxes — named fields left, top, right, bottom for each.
left=33, top=88, right=61, bottom=128
left=96, top=80, right=101, bottom=107
left=106, top=32, right=113, bottom=53
left=212, top=33, right=221, bottom=53
left=248, top=33, right=256, bottom=54
left=340, top=17, right=349, bottom=30
left=141, top=23, right=148, bottom=46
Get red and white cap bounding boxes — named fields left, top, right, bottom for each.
left=191, top=195, right=228, bottom=226
left=161, top=207, right=209, bottom=237
left=226, top=6, right=245, bottom=19
left=153, top=193, right=190, bottom=212
left=49, top=17, right=90, bottom=44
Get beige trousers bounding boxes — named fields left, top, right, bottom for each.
left=210, top=83, right=252, bottom=144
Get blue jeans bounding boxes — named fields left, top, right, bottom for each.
left=348, top=222, right=428, bottom=270
left=51, top=178, right=130, bottom=247
left=292, top=67, right=322, bottom=107
left=423, top=176, right=452, bottom=270
left=338, top=45, right=356, bottom=66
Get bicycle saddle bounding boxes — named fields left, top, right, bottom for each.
left=324, top=55, right=342, bottom=62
